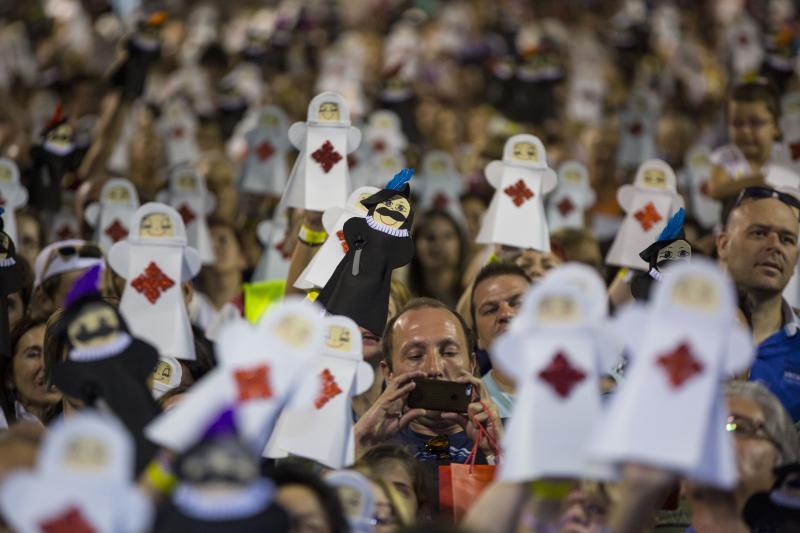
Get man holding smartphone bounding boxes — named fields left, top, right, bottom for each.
left=353, top=298, right=502, bottom=465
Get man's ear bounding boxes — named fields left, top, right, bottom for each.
left=716, top=231, right=729, bottom=263
left=380, top=359, right=392, bottom=382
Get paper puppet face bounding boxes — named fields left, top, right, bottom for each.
left=422, top=151, right=455, bottom=176
left=139, top=212, right=176, bottom=238
left=502, top=134, right=549, bottom=168
left=67, top=303, right=123, bottom=349
left=45, top=123, right=74, bottom=151
left=272, top=314, right=314, bottom=348
left=670, top=275, right=719, bottom=312
left=153, top=360, right=174, bottom=385
left=373, top=195, right=410, bottom=228
left=175, top=173, right=197, bottom=193
left=62, top=436, right=109, bottom=471
left=0, top=163, right=15, bottom=183
left=656, top=240, right=691, bottom=266
left=325, top=325, right=353, bottom=352
left=429, top=158, right=447, bottom=173
left=634, top=159, right=677, bottom=191
left=559, top=161, right=589, bottom=186
left=0, top=233, right=10, bottom=261
left=536, top=294, right=581, bottom=324
left=318, top=102, right=341, bottom=122
left=260, top=113, right=278, bottom=127
left=642, top=168, right=668, bottom=189
left=512, top=142, right=539, bottom=162
left=347, top=187, right=381, bottom=215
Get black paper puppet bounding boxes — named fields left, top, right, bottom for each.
left=0, top=209, right=24, bottom=358
left=317, top=168, right=415, bottom=335
left=52, top=265, right=161, bottom=474
left=109, top=10, right=166, bottom=100
left=29, top=105, right=85, bottom=212
left=630, top=208, right=692, bottom=301
left=154, top=409, right=289, bottom=533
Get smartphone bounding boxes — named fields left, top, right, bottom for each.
left=407, top=379, right=473, bottom=413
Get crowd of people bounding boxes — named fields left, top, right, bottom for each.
left=0, top=0, right=799, bottom=532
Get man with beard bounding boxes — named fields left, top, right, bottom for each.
left=716, top=186, right=800, bottom=421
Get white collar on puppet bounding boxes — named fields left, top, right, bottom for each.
left=172, top=479, right=274, bottom=521
left=43, top=140, right=76, bottom=156
left=34, top=240, right=104, bottom=288
left=0, top=257, right=15, bottom=268
left=69, top=333, right=133, bottom=362
left=365, top=216, right=409, bottom=237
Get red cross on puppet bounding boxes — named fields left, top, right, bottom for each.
left=104, top=219, right=128, bottom=243
left=314, top=368, right=343, bottom=409
left=0, top=194, right=6, bottom=207
left=628, top=122, right=643, bottom=135
left=790, top=142, right=800, bottom=161
left=56, top=225, right=78, bottom=240
left=634, top=202, right=663, bottom=231
left=177, top=204, right=196, bottom=225
left=433, top=192, right=450, bottom=209
left=40, top=506, right=95, bottom=533
left=311, top=140, right=343, bottom=173
left=656, top=341, right=704, bottom=389
left=131, top=262, right=175, bottom=304
left=255, top=141, right=275, bottom=162
left=372, top=139, right=387, bottom=152
left=234, top=364, right=274, bottom=402
left=172, top=126, right=184, bottom=139
left=336, top=230, right=349, bottom=253
left=504, top=179, right=534, bottom=207
left=557, top=197, right=576, bottom=216
left=538, top=352, right=587, bottom=399
left=699, top=181, right=710, bottom=197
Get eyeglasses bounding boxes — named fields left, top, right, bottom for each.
left=734, top=187, right=800, bottom=215
left=726, top=414, right=784, bottom=454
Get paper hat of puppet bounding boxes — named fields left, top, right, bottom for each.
left=501, top=134, right=557, bottom=175
left=632, top=158, right=678, bottom=190
left=324, top=470, right=376, bottom=533
left=84, top=178, right=141, bottom=251
left=145, top=298, right=325, bottom=454
left=590, top=259, right=754, bottom=489
left=529, top=262, right=609, bottom=326
left=557, top=160, right=590, bottom=188
left=267, top=315, right=374, bottom=468
left=493, top=269, right=617, bottom=482
left=99, top=177, right=140, bottom=207
left=364, top=109, right=407, bottom=152
left=167, top=163, right=211, bottom=197
left=34, top=239, right=104, bottom=287
left=155, top=409, right=290, bottom=532
left=256, top=105, right=290, bottom=131
left=0, top=411, right=154, bottom=533
left=306, top=91, right=352, bottom=125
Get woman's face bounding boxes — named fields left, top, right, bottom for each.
left=276, top=484, right=332, bottom=533
left=374, top=459, right=418, bottom=516
left=370, top=481, right=399, bottom=533
left=415, top=216, right=461, bottom=271
left=11, top=325, right=61, bottom=411
left=728, top=100, right=778, bottom=163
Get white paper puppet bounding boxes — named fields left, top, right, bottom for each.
left=252, top=208, right=291, bottom=283
left=151, top=354, right=183, bottom=400
left=415, top=150, right=466, bottom=214
left=84, top=178, right=140, bottom=253
left=146, top=299, right=325, bottom=454
left=616, top=90, right=659, bottom=169
left=0, top=411, right=153, bottom=533
left=0, top=157, right=27, bottom=244
left=108, top=203, right=201, bottom=361
left=727, top=14, right=764, bottom=78
left=590, top=260, right=754, bottom=489
left=295, top=186, right=380, bottom=291
left=476, top=134, right=558, bottom=252
left=779, top=109, right=800, bottom=175
left=269, top=315, right=374, bottom=468
left=158, top=164, right=216, bottom=264
left=238, top=106, right=291, bottom=197
left=363, top=109, right=407, bottom=154
left=281, top=92, right=362, bottom=212
left=49, top=194, right=81, bottom=243
left=547, top=161, right=595, bottom=232
left=682, top=146, right=721, bottom=229
left=493, top=269, right=616, bottom=482
left=159, top=97, right=200, bottom=166
left=606, top=159, right=685, bottom=271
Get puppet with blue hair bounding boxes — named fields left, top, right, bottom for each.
left=631, top=208, right=692, bottom=301
left=317, top=168, right=415, bottom=335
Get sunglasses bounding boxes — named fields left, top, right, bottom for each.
left=734, top=187, right=800, bottom=215
left=55, top=243, right=103, bottom=259
left=726, top=414, right=783, bottom=454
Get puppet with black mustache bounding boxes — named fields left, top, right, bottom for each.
left=631, top=208, right=692, bottom=301
left=52, top=265, right=161, bottom=474
left=0, top=209, right=24, bottom=358
left=317, top=169, right=415, bottom=335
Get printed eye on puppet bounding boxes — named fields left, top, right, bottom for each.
left=631, top=208, right=692, bottom=301
left=316, top=168, right=416, bottom=336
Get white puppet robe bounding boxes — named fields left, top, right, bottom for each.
left=546, top=184, right=595, bottom=232
left=590, top=307, right=753, bottom=489
left=605, top=187, right=684, bottom=270
left=476, top=161, right=556, bottom=252
left=165, top=192, right=216, bottom=265
left=161, top=115, right=199, bottom=167
left=252, top=218, right=291, bottom=283
left=109, top=239, right=200, bottom=361
left=85, top=202, right=138, bottom=254
left=282, top=122, right=361, bottom=212
left=0, top=181, right=27, bottom=244
left=239, top=127, right=290, bottom=196
left=683, top=147, right=720, bottom=230
left=267, top=353, right=373, bottom=469
left=494, top=329, right=615, bottom=482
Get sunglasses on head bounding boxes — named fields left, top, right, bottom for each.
left=55, top=243, right=103, bottom=259
left=734, top=187, right=800, bottom=214
left=726, top=414, right=783, bottom=454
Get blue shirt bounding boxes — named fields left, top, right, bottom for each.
left=749, top=301, right=800, bottom=422
left=390, top=426, right=487, bottom=464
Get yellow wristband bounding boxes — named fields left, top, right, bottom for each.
left=529, top=480, right=573, bottom=500
left=298, top=225, right=328, bottom=246
left=145, top=459, right=177, bottom=494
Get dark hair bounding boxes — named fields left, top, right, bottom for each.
left=269, top=462, right=349, bottom=533
left=730, top=81, right=781, bottom=125
left=469, top=262, right=531, bottom=327
left=357, top=444, right=428, bottom=513
left=0, top=315, right=52, bottom=425
left=382, top=297, right=475, bottom=371
left=407, top=209, right=468, bottom=306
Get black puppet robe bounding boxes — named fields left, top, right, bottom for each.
left=316, top=217, right=414, bottom=336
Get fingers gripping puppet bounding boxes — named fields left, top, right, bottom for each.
left=316, top=169, right=415, bottom=336
left=281, top=92, right=362, bottom=212
left=108, top=203, right=201, bottom=361
left=0, top=210, right=24, bottom=358
left=605, top=159, right=685, bottom=271
left=84, top=178, right=140, bottom=253
left=476, top=134, right=558, bottom=252
left=630, top=208, right=692, bottom=301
